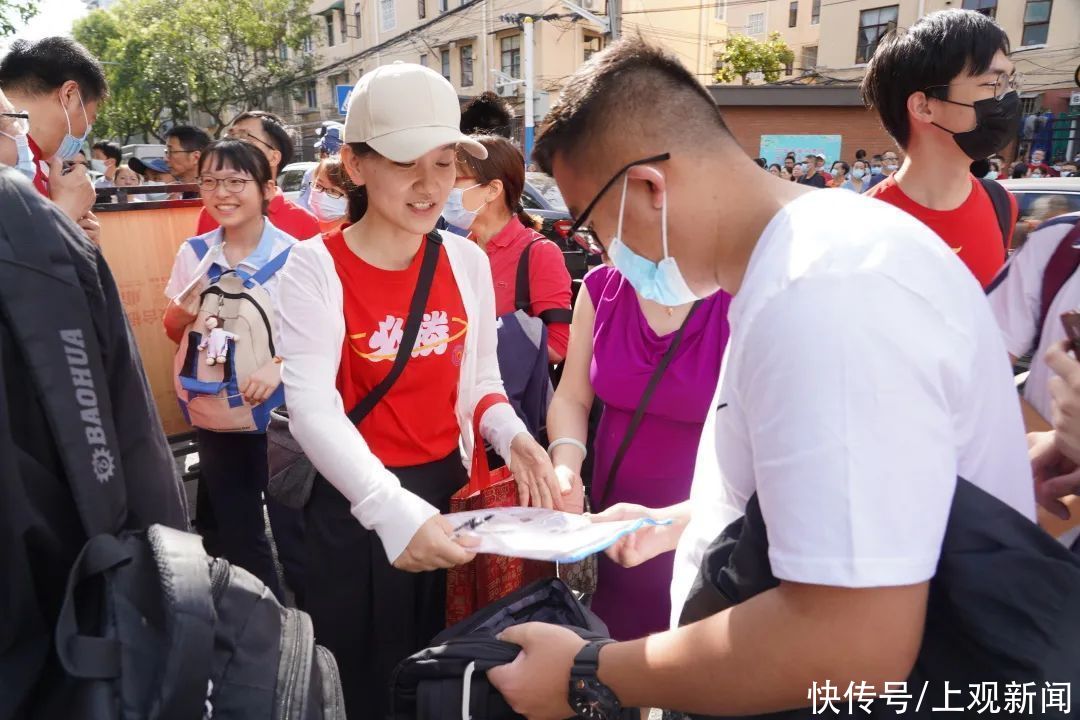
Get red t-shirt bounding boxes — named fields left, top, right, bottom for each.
left=479, top=217, right=572, bottom=358
left=866, top=175, right=1015, bottom=288
left=325, top=230, right=468, bottom=468
left=197, top=189, right=320, bottom=240
left=27, top=136, right=49, bottom=197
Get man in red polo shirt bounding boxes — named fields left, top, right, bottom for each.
left=0, top=37, right=104, bottom=241
left=196, top=110, right=320, bottom=240
left=861, top=10, right=1020, bottom=289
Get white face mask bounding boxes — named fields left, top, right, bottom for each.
left=0, top=129, right=36, bottom=180
left=984, top=170, right=999, bottom=180
left=310, top=187, right=348, bottom=223
left=90, top=158, right=106, bottom=174
left=852, top=168, right=866, bottom=180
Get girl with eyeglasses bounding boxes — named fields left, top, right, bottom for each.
left=162, top=139, right=300, bottom=602
left=195, top=110, right=321, bottom=242
left=307, top=156, right=352, bottom=234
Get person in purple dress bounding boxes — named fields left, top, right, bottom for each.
left=547, top=264, right=730, bottom=640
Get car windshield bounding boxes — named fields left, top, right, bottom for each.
left=526, top=172, right=568, bottom=212
left=278, top=170, right=305, bottom=193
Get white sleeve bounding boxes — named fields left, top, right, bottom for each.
left=468, top=246, right=529, bottom=462
left=987, top=243, right=1046, bottom=359
left=276, top=245, right=438, bottom=564
left=163, top=243, right=195, bottom=299
left=739, top=274, right=959, bottom=588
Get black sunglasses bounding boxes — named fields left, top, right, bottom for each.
left=567, top=152, right=671, bottom=254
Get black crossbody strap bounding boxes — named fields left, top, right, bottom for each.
left=515, top=238, right=574, bottom=325
left=600, top=300, right=703, bottom=509
left=346, top=230, right=443, bottom=426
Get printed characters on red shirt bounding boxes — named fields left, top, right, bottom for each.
left=197, top=189, right=320, bottom=240
left=477, top=217, right=572, bottom=359
left=866, top=175, right=1015, bottom=289
left=325, top=231, right=469, bottom=468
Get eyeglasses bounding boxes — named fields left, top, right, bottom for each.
left=566, top=152, right=671, bottom=256
left=226, top=128, right=276, bottom=153
left=924, top=71, right=1023, bottom=103
left=1, top=111, right=29, bottom=135
left=197, top=176, right=258, bottom=193
left=313, top=181, right=345, bottom=199
left=164, top=149, right=196, bottom=157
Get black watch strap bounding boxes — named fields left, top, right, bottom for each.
left=573, top=639, right=615, bottom=674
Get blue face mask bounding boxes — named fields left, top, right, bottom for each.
left=608, top=175, right=699, bottom=307
left=56, top=88, right=91, bottom=161
left=443, top=184, right=486, bottom=230
left=1, top=129, right=36, bottom=180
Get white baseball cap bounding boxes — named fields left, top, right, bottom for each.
left=343, top=62, right=488, bottom=163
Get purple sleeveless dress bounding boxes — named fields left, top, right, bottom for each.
left=584, top=265, right=730, bottom=640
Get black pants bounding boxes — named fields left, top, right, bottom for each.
left=196, top=429, right=307, bottom=604
left=305, top=451, right=466, bottom=720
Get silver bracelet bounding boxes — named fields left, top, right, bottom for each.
left=548, top=437, right=587, bottom=459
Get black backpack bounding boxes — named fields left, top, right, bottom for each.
left=0, top=170, right=346, bottom=720
left=390, top=579, right=639, bottom=720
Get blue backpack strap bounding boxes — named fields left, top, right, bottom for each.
left=245, top=246, right=293, bottom=289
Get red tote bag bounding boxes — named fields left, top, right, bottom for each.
left=445, top=393, right=554, bottom=627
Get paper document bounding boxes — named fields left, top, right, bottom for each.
left=172, top=242, right=223, bottom=302
left=444, top=507, right=670, bottom=564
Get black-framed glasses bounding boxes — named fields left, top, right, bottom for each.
left=313, top=181, right=346, bottom=199
left=1, top=111, right=29, bottom=135
left=164, top=149, right=196, bottom=157
left=226, top=128, right=277, bottom=153
left=197, top=176, right=258, bottom=193
left=924, top=71, right=1023, bottom=103
left=567, top=152, right=671, bottom=255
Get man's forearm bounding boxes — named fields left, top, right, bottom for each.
left=598, top=583, right=927, bottom=716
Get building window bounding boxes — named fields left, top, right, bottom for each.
left=501, top=34, right=521, bottom=79
left=278, top=43, right=288, bottom=60
left=380, top=0, right=395, bottom=31
left=460, top=45, right=473, bottom=86
left=583, top=34, right=603, bottom=62
left=714, top=0, right=725, bottom=20
left=439, top=0, right=448, bottom=12
left=417, top=0, right=425, bottom=19
left=856, top=5, right=898, bottom=64
left=1021, top=0, right=1051, bottom=46
left=440, top=49, right=451, bottom=81
left=302, top=34, right=314, bottom=55
left=788, top=1, right=798, bottom=27
left=419, top=53, right=427, bottom=66
left=353, top=3, right=362, bottom=37
left=747, top=12, right=765, bottom=34
left=304, top=82, right=317, bottom=109
left=325, top=13, right=335, bottom=46
left=811, top=0, right=820, bottom=24
left=785, top=58, right=794, bottom=75
left=961, top=0, right=996, bottom=18
left=800, top=45, right=817, bottom=71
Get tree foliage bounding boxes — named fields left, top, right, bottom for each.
left=73, top=0, right=316, bottom=143
left=0, top=0, right=38, bottom=38
left=714, top=32, right=795, bottom=86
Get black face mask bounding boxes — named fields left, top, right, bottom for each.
left=932, top=90, right=1022, bottom=161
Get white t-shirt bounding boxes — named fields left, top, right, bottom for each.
left=670, top=189, right=1036, bottom=627
left=988, top=213, right=1080, bottom=422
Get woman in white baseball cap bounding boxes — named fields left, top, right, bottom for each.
left=275, top=62, right=566, bottom=718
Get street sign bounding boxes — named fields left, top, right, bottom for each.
left=336, top=85, right=354, bottom=116
left=1070, top=90, right=1080, bottom=107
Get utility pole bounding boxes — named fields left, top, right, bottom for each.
left=523, top=16, right=535, bottom=163
left=608, top=0, right=621, bottom=41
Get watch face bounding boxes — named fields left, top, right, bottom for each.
left=571, top=678, right=617, bottom=720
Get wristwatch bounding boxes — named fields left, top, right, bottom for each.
left=569, top=640, right=622, bottom=720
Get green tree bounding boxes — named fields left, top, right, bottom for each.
left=0, top=0, right=38, bottom=37
left=73, top=0, right=315, bottom=142
left=714, top=32, right=795, bottom=85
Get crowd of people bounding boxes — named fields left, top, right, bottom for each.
left=3, top=5, right=1080, bottom=720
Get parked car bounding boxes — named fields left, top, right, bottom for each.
left=524, top=172, right=597, bottom=281
left=278, top=161, right=317, bottom=203
left=1000, top=177, right=1080, bottom=251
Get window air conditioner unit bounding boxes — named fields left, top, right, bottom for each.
left=581, top=0, right=595, bottom=10
left=497, top=83, right=517, bottom=98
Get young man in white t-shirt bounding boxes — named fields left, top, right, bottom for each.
left=487, top=36, right=1035, bottom=718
